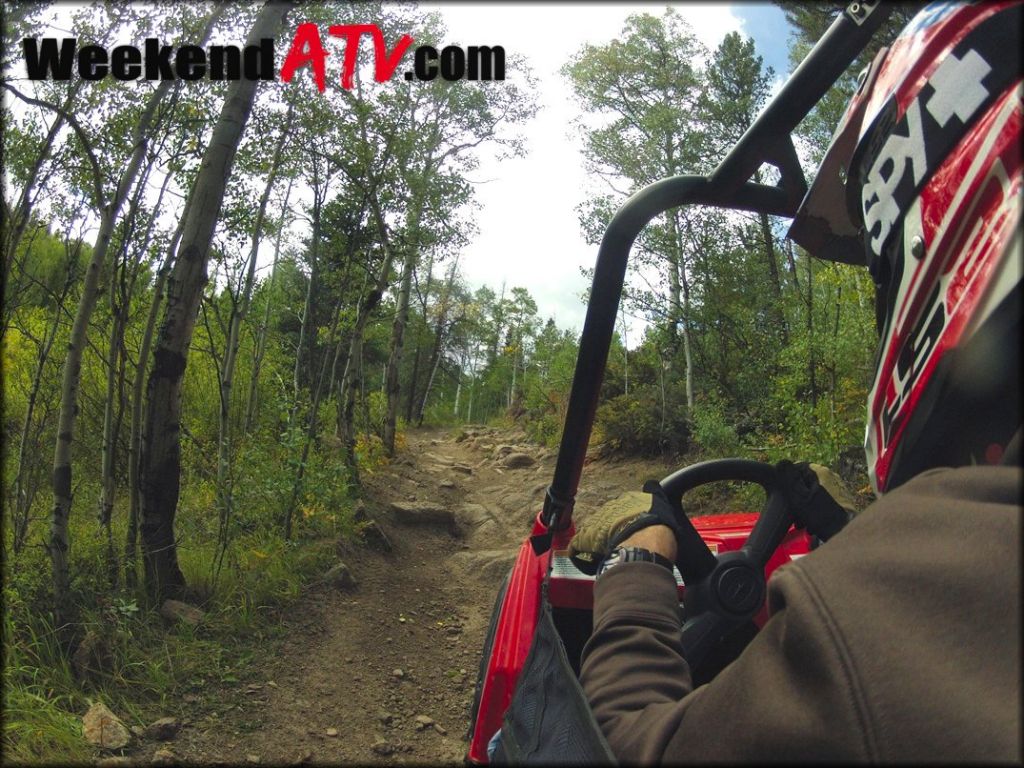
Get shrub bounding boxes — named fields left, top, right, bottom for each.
left=594, top=385, right=690, bottom=456
left=355, top=433, right=388, bottom=475
left=524, top=411, right=562, bottom=448
left=690, top=396, right=741, bottom=457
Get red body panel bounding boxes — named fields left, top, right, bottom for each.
left=466, top=510, right=813, bottom=763
left=466, top=516, right=575, bottom=764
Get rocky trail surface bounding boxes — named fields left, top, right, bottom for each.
left=135, top=426, right=673, bottom=765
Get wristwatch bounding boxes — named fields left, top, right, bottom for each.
left=597, top=546, right=675, bottom=576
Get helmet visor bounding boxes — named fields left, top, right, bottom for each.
left=788, top=47, right=889, bottom=265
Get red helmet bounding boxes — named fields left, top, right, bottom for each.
left=788, top=1, right=1022, bottom=494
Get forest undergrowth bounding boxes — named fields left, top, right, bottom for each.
left=2, top=433, right=380, bottom=764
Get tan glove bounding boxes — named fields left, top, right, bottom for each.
left=776, top=460, right=859, bottom=542
left=808, top=463, right=858, bottom=518
left=568, top=482, right=680, bottom=575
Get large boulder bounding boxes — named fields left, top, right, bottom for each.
left=389, top=501, right=455, bottom=528
left=82, top=702, right=131, bottom=750
left=453, top=503, right=504, bottom=546
left=159, top=600, right=204, bottom=627
left=502, top=453, right=535, bottom=470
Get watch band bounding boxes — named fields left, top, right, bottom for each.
left=598, top=546, right=675, bottom=576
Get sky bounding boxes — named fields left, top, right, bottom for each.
left=420, top=3, right=795, bottom=335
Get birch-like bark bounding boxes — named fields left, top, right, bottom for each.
left=213, top=103, right=292, bottom=569
left=383, top=254, right=414, bottom=455
left=3, top=80, right=85, bottom=302
left=336, top=194, right=397, bottom=469
left=10, top=240, right=80, bottom=554
left=291, top=163, right=323, bottom=427
left=415, top=261, right=458, bottom=425
left=100, top=158, right=165, bottom=586
left=671, top=211, right=695, bottom=412
left=43, top=1, right=226, bottom=621
left=99, top=266, right=127, bottom=585
left=126, top=195, right=191, bottom=589
left=283, top=294, right=344, bottom=539
left=417, top=343, right=443, bottom=427
left=665, top=222, right=684, bottom=351
left=139, top=0, right=293, bottom=603
left=48, top=69, right=177, bottom=625
left=680, top=262, right=695, bottom=412
left=244, top=178, right=292, bottom=435
left=404, top=255, right=435, bottom=423
left=382, top=194, right=426, bottom=456
left=754, top=168, right=788, bottom=343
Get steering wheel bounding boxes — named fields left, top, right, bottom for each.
left=657, top=458, right=796, bottom=671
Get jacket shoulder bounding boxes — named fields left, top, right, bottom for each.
left=783, top=464, right=1021, bottom=761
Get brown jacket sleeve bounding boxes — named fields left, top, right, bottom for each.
left=580, top=465, right=1022, bottom=763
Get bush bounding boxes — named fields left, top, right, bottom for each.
left=418, top=408, right=455, bottom=428
left=594, top=385, right=690, bottom=456
left=690, top=396, right=741, bottom=457
left=355, top=433, right=388, bottom=474
left=524, top=411, right=562, bottom=448
left=521, top=382, right=568, bottom=448
left=3, top=586, right=92, bottom=763
left=362, top=391, right=388, bottom=438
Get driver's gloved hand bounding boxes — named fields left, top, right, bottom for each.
left=569, top=480, right=680, bottom=575
left=808, top=463, right=858, bottom=519
left=775, top=461, right=859, bottom=544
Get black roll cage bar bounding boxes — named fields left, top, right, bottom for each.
left=542, top=0, right=892, bottom=530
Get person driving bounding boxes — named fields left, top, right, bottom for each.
left=570, top=1, right=1022, bottom=762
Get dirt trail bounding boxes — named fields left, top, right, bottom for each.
left=170, top=426, right=674, bottom=765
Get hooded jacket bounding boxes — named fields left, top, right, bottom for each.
left=580, top=465, right=1022, bottom=763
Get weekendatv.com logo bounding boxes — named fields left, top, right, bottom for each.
left=21, top=24, right=505, bottom=91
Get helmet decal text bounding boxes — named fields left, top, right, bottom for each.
left=859, top=6, right=1019, bottom=262
left=862, top=99, right=927, bottom=256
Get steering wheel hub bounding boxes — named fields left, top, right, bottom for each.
left=714, top=563, right=764, bottom=616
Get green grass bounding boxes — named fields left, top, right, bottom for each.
left=2, top=687, right=93, bottom=765
left=1, top=413, right=386, bottom=763
left=3, top=587, right=92, bottom=765
left=3, top=462, right=357, bottom=763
